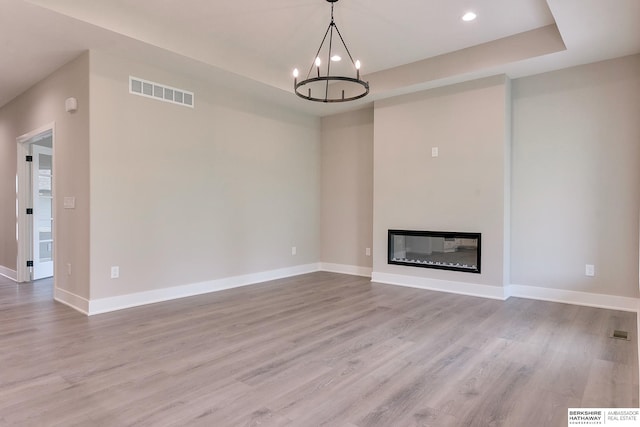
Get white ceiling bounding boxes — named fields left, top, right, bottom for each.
left=1, top=0, right=639, bottom=116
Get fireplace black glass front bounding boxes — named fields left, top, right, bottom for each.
left=388, top=230, right=481, bottom=274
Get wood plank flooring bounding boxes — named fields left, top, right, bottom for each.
left=0, top=272, right=637, bottom=426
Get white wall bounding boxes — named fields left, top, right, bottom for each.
left=88, top=51, right=320, bottom=300
left=2, top=49, right=637, bottom=312
left=372, top=76, right=511, bottom=289
left=0, top=106, right=16, bottom=273
left=320, top=108, right=374, bottom=273
left=511, top=55, right=640, bottom=298
left=0, top=53, right=90, bottom=298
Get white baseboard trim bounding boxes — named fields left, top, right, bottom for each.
left=53, top=263, right=640, bottom=316
left=0, top=265, right=17, bottom=281
left=54, top=287, right=90, bottom=315
left=87, top=263, right=321, bottom=316
left=319, top=263, right=372, bottom=277
left=370, top=272, right=639, bottom=312
left=371, top=272, right=507, bottom=300
left=637, top=309, right=640, bottom=397
left=508, top=284, right=639, bottom=313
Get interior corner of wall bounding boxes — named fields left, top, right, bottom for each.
left=503, top=283, right=512, bottom=300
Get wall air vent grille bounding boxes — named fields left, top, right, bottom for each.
left=129, top=76, right=194, bottom=108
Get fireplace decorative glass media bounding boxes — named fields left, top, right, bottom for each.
left=388, top=230, right=481, bottom=274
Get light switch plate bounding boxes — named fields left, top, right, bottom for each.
left=63, top=196, right=75, bottom=209
left=431, top=147, right=439, bottom=157
left=585, top=264, right=595, bottom=277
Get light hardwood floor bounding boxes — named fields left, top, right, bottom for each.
left=0, top=272, right=637, bottom=426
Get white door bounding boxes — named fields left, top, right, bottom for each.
left=32, top=145, right=53, bottom=279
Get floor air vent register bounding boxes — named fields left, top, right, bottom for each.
left=610, top=330, right=630, bottom=341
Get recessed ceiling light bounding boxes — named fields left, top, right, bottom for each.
left=462, top=11, right=477, bottom=22
left=331, top=55, right=342, bottom=62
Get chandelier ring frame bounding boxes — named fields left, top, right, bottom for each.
left=292, top=0, right=370, bottom=103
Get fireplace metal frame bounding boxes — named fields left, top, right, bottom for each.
left=387, top=229, right=482, bottom=274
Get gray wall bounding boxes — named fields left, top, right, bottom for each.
left=319, top=55, right=639, bottom=300
left=511, top=55, right=640, bottom=298
left=372, top=76, right=511, bottom=287
left=320, top=108, right=374, bottom=269
left=88, top=51, right=321, bottom=299
left=2, top=50, right=638, bottom=305
left=0, top=101, right=16, bottom=272
left=0, top=53, right=90, bottom=298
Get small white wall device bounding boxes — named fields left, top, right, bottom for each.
left=65, top=97, right=78, bottom=113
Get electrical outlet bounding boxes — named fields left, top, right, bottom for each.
left=291, top=246, right=297, bottom=256
left=585, top=264, right=595, bottom=277
left=431, top=147, right=439, bottom=157
left=67, top=263, right=72, bottom=276
left=111, top=266, right=120, bottom=279
left=366, top=248, right=371, bottom=256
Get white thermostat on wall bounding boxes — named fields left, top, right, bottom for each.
left=65, top=97, right=78, bottom=113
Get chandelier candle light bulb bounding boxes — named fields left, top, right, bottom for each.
left=292, top=0, right=370, bottom=103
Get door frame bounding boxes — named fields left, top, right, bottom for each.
left=16, top=123, right=56, bottom=283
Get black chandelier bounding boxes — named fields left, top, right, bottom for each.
left=293, top=0, right=369, bottom=103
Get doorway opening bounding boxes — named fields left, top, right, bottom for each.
left=16, top=124, right=55, bottom=283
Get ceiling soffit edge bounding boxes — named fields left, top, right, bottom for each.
left=366, top=25, right=566, bottom=97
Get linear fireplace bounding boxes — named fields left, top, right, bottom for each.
left=388, top=230, right=481, bottom=273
